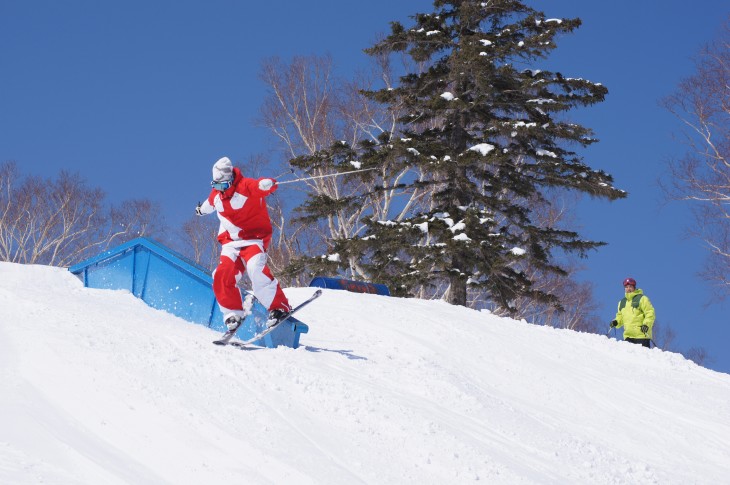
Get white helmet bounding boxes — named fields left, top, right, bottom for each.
left=212, top=157, right=233, bottom=182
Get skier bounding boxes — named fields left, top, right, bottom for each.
left=610, top=277, right=656, bottom=348
left=196, top=156, right=291, bottom=333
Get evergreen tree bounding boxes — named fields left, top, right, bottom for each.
left=291, top=0, right=625, bottom=309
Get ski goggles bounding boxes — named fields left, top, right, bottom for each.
left=211, top=180, right=232, bottom=191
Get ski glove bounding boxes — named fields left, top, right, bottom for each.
left=610, top=320, right=618, bottom=328
left=195, top=204, right=203, bottom=216
left=640, top=324, right=649, bottom=334
left=258, top=178, right=274, bottom=191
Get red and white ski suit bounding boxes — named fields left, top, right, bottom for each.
left=198, top=168, right=290, bottom=321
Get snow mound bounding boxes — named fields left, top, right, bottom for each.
left=1, top=262, right=729, bottom=484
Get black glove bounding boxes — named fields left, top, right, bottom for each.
left=640, top=324, right=649, bottom=334
left=610, top=320, right=618, bottom=328
left=195, top=204, right=203, bottom=216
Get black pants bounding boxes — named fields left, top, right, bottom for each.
left=626, top=337, right=651, bottom=348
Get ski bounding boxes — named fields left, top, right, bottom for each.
left=212, top=293, right=255, bottom=346
left=213, top=289, right=322, bottom=347
left=211, top=321, right=243, bottom=346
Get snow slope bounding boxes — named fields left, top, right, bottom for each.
left=1, top=262, right=729, bottom=484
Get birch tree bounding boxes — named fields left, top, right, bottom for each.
left=0, top=162, right=163, bottom=266
left=662, top=19, right=730, bottom=300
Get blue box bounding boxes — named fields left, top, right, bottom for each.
left=68, top=237, right=307, bottom=348
left=309, top=276, right=389, bottom=296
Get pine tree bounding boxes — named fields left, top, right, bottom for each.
left=290, top=0, right=625, bottom=309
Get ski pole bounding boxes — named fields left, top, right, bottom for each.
left=276, top=167, right=377, bottom=185
left=641, top=328, right=658, bottom=349
left=275, top=168, right=296, bottom=180
left=644, top=332, right=658, bottom=349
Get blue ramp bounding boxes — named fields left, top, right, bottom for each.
left=68, top=237, right=307, bottom=348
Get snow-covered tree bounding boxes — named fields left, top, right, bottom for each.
left=292, top=0, right=625, bottom=309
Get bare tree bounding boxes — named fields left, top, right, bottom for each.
left=0, top=161, right=164, bottom=267
left=258, top=54, right=432, bottom=281
left=652, top=322, right=677, bottom=351
left=684, top=346, right=713, bottom=367
left=259, top=55, right=337, bottom=159
left=497, top=269, right=602, bottom=332
left=662, top=19, right=730, bottom=300
left=180, top=215, right=219, bottom=272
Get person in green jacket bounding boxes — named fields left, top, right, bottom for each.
left=610, top=277, right=656, bottom=348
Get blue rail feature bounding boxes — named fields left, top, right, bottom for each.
left=68, top=237, right=307, bottom=348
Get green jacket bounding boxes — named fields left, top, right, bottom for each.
left=615, top=288, right=656, bottom=339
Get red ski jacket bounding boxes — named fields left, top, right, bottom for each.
left=199, top=168, right=278, bottom=249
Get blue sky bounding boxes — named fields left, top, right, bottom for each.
left=2, top=1, right=729, bottom=373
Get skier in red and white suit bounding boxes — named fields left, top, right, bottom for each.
left=196, top=156, right=290, bottom=330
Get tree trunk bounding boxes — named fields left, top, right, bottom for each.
left=447, top=249, right=468, bottom=306
left=447, top=275, right=468, bottom=306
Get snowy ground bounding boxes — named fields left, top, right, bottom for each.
left=1, top=262, right=729, bottom=484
